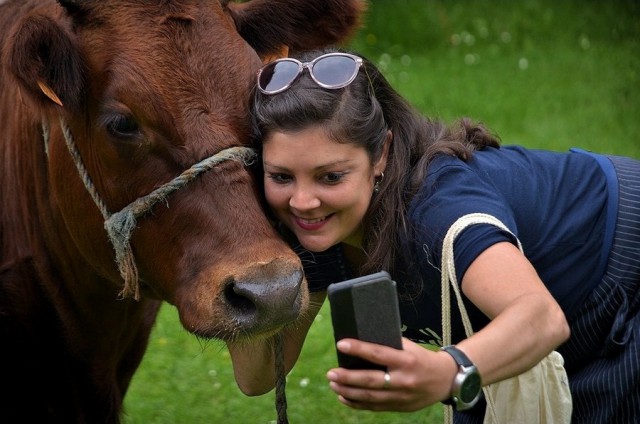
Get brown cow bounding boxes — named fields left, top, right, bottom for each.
left=0, top=0, right=364, bottom=422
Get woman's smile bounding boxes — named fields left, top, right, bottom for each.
left=293, top=213, right=334, bottom=231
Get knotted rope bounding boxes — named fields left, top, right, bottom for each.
left=53, top=117, right=257, bottom=299
left=102, top=145, right=257, bottom=299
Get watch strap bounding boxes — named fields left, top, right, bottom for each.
left=440, top=345, right=479, bottom=409
left=441, top=345, right=473, bottom=367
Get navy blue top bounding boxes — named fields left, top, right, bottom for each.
left=305, top=146, right=618, bottom=346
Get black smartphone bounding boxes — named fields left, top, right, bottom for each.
left=327, top=271, right=403, bottom=370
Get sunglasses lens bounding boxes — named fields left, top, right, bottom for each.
left=259, top=60, right=301, bottom=93
left=312, top=55, right=359, bottom=88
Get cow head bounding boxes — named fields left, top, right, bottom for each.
left=3, top=0, right=364, bottom=340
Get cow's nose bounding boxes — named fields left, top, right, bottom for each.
left=223, top=267, right=304, bottom=332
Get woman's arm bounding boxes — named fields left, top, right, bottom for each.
left=455, top=241, right=570, bottom=384
left=226, top=291, right=326, bottom=396
left=325, top=242, right=570, bottom=411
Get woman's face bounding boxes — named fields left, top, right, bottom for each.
left=262, top=126, right=387, bottom=252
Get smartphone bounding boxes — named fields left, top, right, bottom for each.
left=327, top=271, right=403, bottom=370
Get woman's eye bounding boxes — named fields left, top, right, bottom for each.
left=323, top=172, right=345, bottom=184
left=106, top=114, right=140, bottom=139
left=267, top=173, right=292, bottom=184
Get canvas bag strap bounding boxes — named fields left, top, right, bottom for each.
left=441, top=213, right=523, bottom=343
left=441, top=213, right=523, bottom=423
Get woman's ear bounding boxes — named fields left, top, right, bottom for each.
left=374, top=130, right=393, bottom=175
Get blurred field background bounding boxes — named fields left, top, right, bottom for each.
left=123, top=1, right=639, bottom=423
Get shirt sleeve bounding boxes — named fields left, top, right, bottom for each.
left=409, top=156, right=520, bottom=284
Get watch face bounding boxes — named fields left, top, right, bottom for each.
left=460, top=372, right=482, bottom=403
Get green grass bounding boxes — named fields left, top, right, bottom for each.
left=350, top=0, right=639, bottom=156
left=123, top=303, right=439, bottom=424
left=124, top=1, right=639, bottom=422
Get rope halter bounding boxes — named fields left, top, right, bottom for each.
left=46, top=117, right=257, bottom=300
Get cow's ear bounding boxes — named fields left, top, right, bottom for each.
left=4, top=12, right=85, bottom=112
left=225, top=0, right=366, bottom=57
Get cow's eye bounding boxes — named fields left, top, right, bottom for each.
left=105, top=114, right=140, bottom=139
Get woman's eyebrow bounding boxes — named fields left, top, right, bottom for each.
left=263, top=159, right=353, bottom=171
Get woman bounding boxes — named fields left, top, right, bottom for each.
left=227, top=48, right=640, bottom=423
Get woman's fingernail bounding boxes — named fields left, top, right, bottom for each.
left=327, top=371, right=337, bottom=381
left=337, top=340, right=351, bottom=351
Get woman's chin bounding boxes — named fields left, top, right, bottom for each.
left=297, top=236, right=336, bottom=253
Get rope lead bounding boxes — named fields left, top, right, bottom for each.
left=275, top=332, right=289, bottom=424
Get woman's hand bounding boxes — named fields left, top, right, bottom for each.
left=326, top=337, right=457, bottom=411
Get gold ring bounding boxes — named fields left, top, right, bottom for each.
left=383, top=371, right=391, bottom=389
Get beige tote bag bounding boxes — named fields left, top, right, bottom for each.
left=441, top=213, right=572, bottom=424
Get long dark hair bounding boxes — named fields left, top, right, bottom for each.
left=251, top=48, right=499, bottom=292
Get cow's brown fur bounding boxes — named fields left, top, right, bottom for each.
left=0, top=0, right=364, bottom=422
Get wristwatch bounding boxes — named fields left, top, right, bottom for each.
left=440, top=345, right=482, bottom=411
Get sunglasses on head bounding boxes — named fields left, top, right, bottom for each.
left=257, top=52, right=363, bottom=95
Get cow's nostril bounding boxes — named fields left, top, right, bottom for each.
left=224, top=282, right=257, bottom=316
left=222, top=266, right=304, bottom=333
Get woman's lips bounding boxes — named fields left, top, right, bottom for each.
left=293, top=214, right=333, bottom=231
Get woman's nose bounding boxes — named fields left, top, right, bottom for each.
left=289, top=185, right=321, bottom=210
